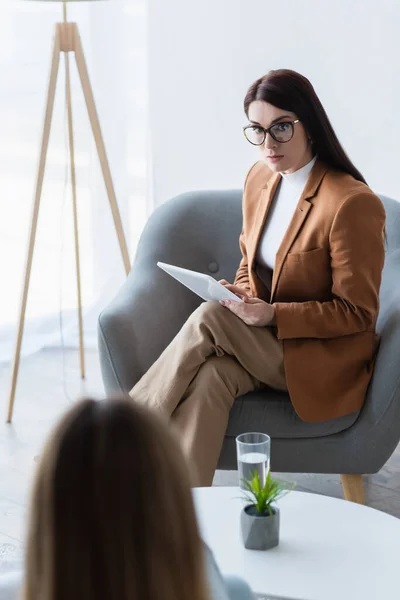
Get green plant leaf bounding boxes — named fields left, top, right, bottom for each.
left=239, top=469, right=296, bottom=515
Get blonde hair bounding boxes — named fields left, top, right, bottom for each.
left=24, top=397, right=210, bottom=600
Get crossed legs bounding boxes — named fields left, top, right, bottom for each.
left=130, top=302, right=286, bottom=486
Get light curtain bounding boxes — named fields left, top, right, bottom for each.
left=0, top=0, right=149, bottom=363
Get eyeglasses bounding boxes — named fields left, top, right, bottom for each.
left=243, top=120, right=300, bottom=145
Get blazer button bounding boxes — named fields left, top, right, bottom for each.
left=208, top=261, right=219, bottom=273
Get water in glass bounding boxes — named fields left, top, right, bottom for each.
left=238, top=451, right=270, bottom=489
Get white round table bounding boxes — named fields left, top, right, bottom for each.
left=193, top=487, right=400, bottom=600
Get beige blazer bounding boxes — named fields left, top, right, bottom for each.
left=234, top=158, right=386, bottom=422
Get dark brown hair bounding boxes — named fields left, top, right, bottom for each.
left=244, top=69, right=367, bottom=184
left=24, top=397, right=209, bottom=600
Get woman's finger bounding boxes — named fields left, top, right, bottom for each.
left=221, top=299, right=244, bottom=315
left=243, top=297, right=261, bottom=304
left=229, top=286, right=249, bottom=298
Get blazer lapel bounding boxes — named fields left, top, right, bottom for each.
left=270, top=160, right=329, bottom=302
left=248, top=172, right=281, bottom=273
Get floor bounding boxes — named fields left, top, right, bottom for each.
left=1, top=349, right=400, bottom=570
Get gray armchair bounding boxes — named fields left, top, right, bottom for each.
left=98, top=190, right=400, bottom=502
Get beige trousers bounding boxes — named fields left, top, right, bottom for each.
left=129, top=302, right=287, bottom=486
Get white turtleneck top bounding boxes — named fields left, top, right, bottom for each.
left=257, top=156, right=317, bottom=269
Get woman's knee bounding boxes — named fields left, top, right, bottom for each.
left=191, top=301, right=227, bottom=325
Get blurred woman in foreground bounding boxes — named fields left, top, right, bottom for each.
left=0, top=397, right=254, bottom=600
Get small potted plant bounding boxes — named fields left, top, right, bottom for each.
left=240, top=470, right=294, bottom=551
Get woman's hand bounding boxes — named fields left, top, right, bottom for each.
left=218, top=279, right=250, bottom=300
left=220, top=296, right=276, bottom=327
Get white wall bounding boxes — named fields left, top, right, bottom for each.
left=148, top=0, right=400, bottom=205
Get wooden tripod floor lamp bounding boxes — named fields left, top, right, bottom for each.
left=7, top=0, right=130, bottom=422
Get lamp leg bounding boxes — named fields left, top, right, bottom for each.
left=6, top=28, right=62, bottom=423
left=72, top=25, right=131, bottom=275
left=64, top=49, right=85, bottom=379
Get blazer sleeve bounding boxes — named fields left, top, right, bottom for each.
left=233, top=164, right=258, bottom=294
left=273, top=192, right=386, bottom=339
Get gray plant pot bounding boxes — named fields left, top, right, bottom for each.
left=240, top=504, right=280, bottom=550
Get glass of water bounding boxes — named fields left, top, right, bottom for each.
left=236, top=432, right=270, bottom=490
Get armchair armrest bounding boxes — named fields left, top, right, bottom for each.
left=98, top=258, right=201, bottom=394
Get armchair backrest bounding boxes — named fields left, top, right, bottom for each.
left=136, top=189, right=244, bottom=288
left=365, top=195, right=400, bottom=423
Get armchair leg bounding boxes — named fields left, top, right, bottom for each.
left=340, top=474, right=364, bottom=504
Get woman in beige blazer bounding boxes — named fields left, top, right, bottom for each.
left=130, top=69, right=386, bottom=487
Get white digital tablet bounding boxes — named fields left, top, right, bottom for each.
left=157, top=262, right=243, bottom=303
